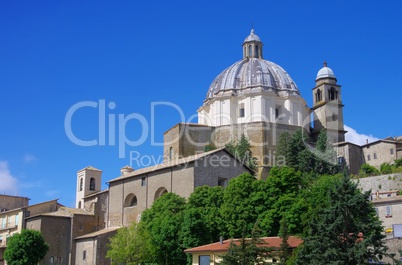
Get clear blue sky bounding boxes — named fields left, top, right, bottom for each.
left=1, top=0, right=401, bottom=206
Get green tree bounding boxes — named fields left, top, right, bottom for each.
left=220, top=173, right=269, bottom=238
left=225, top=134, right=257, bottom=172
left=297, top=175, right=387, bottom=264
left=260, top=167, right=307, bottom=236
left=314, top=129, right=340, bottom=175
left=4, top=229, right=49, bottom=265
left=279, top=217, right=291, bottom=264
left=276, top=131, right=292, bottom=166
left=180, top=186, right=224, bottom=264
left=106, top=222, right=151, bottom=264
left=219, top=226, right=273, bottom=265
left=140, top=192, right=187, bottom=265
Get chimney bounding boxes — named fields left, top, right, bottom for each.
left=220, top=236, right=223, bottom=245
left=120, top=166, right=134, bottom=176
left=366, top=139, right=368, bottom=144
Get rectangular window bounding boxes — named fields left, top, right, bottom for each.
left=218, top=178, right=228, bottom=188
left=83, top=251, right=86, bottom=260
left=239, top=103, right=245, bottom=118
left=367, top=155, right=371, bottom=161
left=375, top=207, right=379, bottom=216
left=386, top=205, right=392, bottom=216
left=275, top=108, right=279, bottom=119
left=390, top=148, right=394, bottom=155
left=374, top=153, right=377, bottom=159
left=1, top=217, right=5, bottom=228
left=141, top=177, right=147, bottom=187
left=0, top=235, right=3, bottom=242
left=199, top=255, right=210, bottom=265
left=15, top=214, right=19, bottom=226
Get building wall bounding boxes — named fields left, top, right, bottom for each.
left=163, top=123, right=215, bottom=161
left=362, top=141, right=397, bottom=168
left=75, top=238, right=96, bottom=265
left=75, top=230, right=116, bottom=265
left=336, top=143, right=364, bottom=175
left=27, top=216, right=71, bottom=265
left=0, top=195, right=29, bottom=212
left=194, top=150, right=251, bottom=188
left=83, top=191, right=108, bottom=230
left=108, top=165, right=195, bottom=227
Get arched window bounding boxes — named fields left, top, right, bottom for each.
left=154, top=187, right=168, bottom=201
left=316, top=89, right=322, bottom=102
left=255, top=45, right=259, bottom=57
left=248, top=45, right=252, bottom=57
left=329, top=87, right=338, bottom=100
left=89, top=178, right=95, bottom=191
left=124, top=193, right=138, bottom=207
left=79, top=178, right=83, bottom=191
left=169, top=147, right=173, bottom=160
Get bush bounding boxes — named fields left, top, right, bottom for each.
left=359, top=163, right=380, bottom=177
left=394, top=158, right=402, bottom=168
left=380, top=163, right=392, bottom=174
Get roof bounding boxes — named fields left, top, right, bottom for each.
left=184, top=236, right=302, bottom=253
left=108, top=148, right=252, bottom=183
left=206, top=58, right=300, bottom=100
left=75, top=227, right=120, bottom=240
left=244, top=29, right=261, bottom=43
left=31, top=206, right=93, bottom=218
left=83, top=189, right=109, bottom=199
left=77, top=166, right=102, bottom=172
left=0, top=199, right=59, bottom=215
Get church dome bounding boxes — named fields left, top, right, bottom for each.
left=244, top=29, right=261, bottom=42
left=316, top=61, right=336, bottom=80
left=206, top=59, right=300, bottom=99
left=205, top=29, right=299, bottom=100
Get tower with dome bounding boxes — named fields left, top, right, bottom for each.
left=163, top=29, right=346, bottom=174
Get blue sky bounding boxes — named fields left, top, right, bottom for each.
left=1, top=0, right=401, bottom=207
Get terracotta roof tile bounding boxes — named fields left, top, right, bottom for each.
left=184, top=236, right=302, bottom=253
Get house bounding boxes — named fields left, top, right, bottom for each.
left=0, top=196, right=60, bottom=265
left=184, top=236, right=302, bottom=265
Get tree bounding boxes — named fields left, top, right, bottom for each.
left=220, top=173, right=269, bottom=238
left=276, top=131, right=292, bottom=166
left=279, top=217, right=291, bottom=264
left=219, top=226, right=273, bottom=265
left=4, top=229, right=49, bottom=265
left=225, top=134, right=257, bottom=172
left=180, top=186, right=224, bottom=264
left=297, top=174, right=387, bottom=264
left=140, top=192, right=187, bottom=265
left=106, top=222, right=151, bottom=264
left=260, top=167, right=307, bottom=236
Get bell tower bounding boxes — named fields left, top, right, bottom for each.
left=312, top=62, right=346, bottom=143
left=76, top=166, right=102, bottom=209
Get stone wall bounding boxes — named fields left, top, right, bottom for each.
left=355, top=173, right=402, bottom=193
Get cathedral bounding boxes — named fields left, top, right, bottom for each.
left=164, top=29, right=346, bottom=177
left=2, top=29, right=401, bottom=265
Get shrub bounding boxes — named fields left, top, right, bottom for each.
left=359, top=163, right=380, bottom=176
left=380, top=163, right=392, bottom=174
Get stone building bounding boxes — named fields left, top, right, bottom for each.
left=0, top=197, right=60, bottom=265
left=335, top=137, right=402, bottom=174
left=163, top=29, right=347, bottom=177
